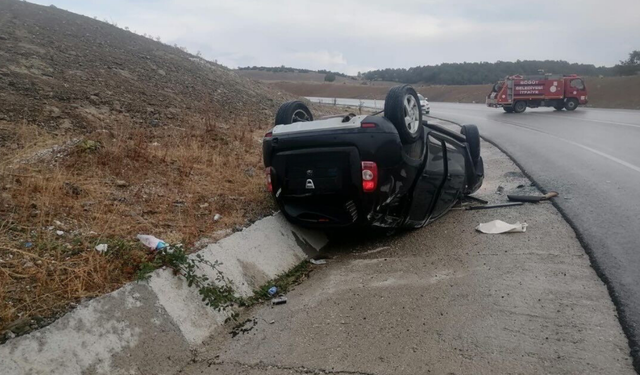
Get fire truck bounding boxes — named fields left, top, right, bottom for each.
left=486, top=74, right=588, bottom=113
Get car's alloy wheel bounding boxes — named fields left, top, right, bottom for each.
left=275, top=101, right=314, bottom=125
left=403, top=94, right=420, bottom=134
left=291, top=109, right=311, bottom=122
left=384, top=85, right=423, bottom=144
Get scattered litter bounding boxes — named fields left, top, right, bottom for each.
left=267, top=286, right=278, bottom=296
left=476, top=220, right=528, bottom=234
left=94, top=244, right=108, bottom=253
left=310, top=259, right=327, bottom=265
left=269, top=320, right=275, bottom=324
left=136, top=234, right=167, bottom=250
left=271, top=297, right=288, bottom=306
left=516, top=184, right=525, bottom=189
left=53, top=220, right=64, bottom=227
left=467, top=202, right=523, bottom=210
left=507, top=191, right=558, bottom=203
left=24, top=242, right=33, bottom=248
left=115, top=180, right=128, bottom=188
left=213, top=214, right=222, bottom=221
left=55, top=230, right=64, bottom=236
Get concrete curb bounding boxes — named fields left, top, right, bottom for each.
left=0, top=213, right=328, bottom=375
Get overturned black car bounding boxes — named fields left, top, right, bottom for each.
left=262, top=85, right=484, bottom=229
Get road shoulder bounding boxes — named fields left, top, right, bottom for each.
left=180, top=122, right=634, bottom=375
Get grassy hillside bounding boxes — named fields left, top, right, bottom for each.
left=0, top=0, right=301, bottom=339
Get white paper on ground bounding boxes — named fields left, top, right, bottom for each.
left=476, top=220, right=528, bottom=234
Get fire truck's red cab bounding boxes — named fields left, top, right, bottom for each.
left=486, top=74, right=588, bottom=113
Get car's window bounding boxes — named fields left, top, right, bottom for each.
left=570, top=79, right=585, bottom=89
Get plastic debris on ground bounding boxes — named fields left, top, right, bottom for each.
left=271, top=297, right=288, bottom=306
left=94, top=244, right=108, bottom=253
left=136, top=234, right=167, bottom=250
left=213, top=214, right=222, bottom=221
left=267, top=286, right=278, bottom=296
left=309, top=259, right=327, bottom=265
left=476, top=220, right=528, bottom=234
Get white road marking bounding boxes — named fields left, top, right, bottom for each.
left=429, top=112, right=640, bottom=174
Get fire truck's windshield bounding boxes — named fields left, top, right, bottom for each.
left=570, top=79, right=585, bottom=89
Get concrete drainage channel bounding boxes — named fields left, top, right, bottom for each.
left=0, top=214, right=328, bottom=375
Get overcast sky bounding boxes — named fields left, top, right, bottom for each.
left=30, top=0, right=640, bottom=75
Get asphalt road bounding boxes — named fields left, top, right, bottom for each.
left=428, top=102, right=640, bottom=369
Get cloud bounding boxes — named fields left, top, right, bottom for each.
left=29, top=0, right=640, bottom=73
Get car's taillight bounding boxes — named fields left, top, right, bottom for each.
left=361, top=122, right=376, bottom=128
left=361, top=161, right=377, bottom=193
left=265, top=167, right=273, bottom=192
left=264, top=131, right=273, bottom=138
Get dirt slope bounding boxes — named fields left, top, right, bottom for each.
left=0, top=0, right=308, bottom=339
left=0, top=0, right=293, bottom=135
left=269, top=77, right=640, bottom=109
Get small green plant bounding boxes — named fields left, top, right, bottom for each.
left=243, top=260, right=312, bottom=307
left=136, top=245, right=239, bottom=311
left=76, top=140, right=101, bottom=153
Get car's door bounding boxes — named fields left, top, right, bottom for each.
left=404, top=133, right=446, bottom=227
left=429, top=139, right=466, bottom=221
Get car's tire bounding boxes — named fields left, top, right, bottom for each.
left=275, top=101, right=313, bottom=125
left=384, top=85, right=422, bottom=144
left=503, top=107, right=514, bottom=113
left=565, top=98, right=579, bottom=111
left=553, top=102, right=565, bottom=111
left=461, top=124, right=480, bottom=166
left=513, top=101, right=527, bottom=113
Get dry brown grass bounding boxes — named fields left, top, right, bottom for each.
left=0, top=112, right=276, bottom=337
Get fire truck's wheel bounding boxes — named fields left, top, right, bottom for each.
left=384, top=85, right=423, bottom=144
left=461, top=125, right=480, bottom=166
left=275, top=101, right=313, bottom=125
left=513, top=101, right=527, bottom=113
left=553, top=102, right=565, bottom=111
left=503, top=107, right=514, bottom=113
left=565, top=99, right=579, bottom=111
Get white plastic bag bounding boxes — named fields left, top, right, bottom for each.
left=476, top=220, right=527, bottom=234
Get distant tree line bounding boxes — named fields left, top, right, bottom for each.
left=238, top=65, right=348, bottom=78
left=614, top=51, right=640, bottom=76
left=362, top=60, right=615, bottom=85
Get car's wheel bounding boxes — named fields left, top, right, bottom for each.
left=513, top=101, right=527, bottom=113
left=503, top=107, right=514, bottom=113
left=275, top=101, right=313, bottom=125
left=461, top=124, right=480, bottom=166
left=553, top=102, right=565, bottom=111
left=384, top=85, right=422, bottom=144
left=564, top=98, right=579, bottom=111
